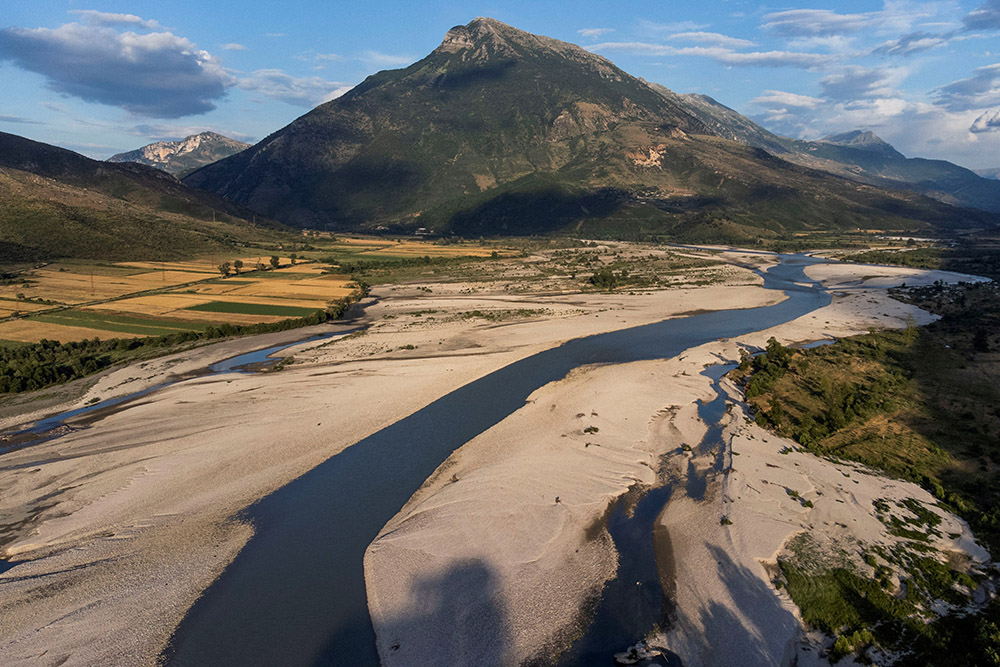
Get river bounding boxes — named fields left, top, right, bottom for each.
left=159, top=253, right=829, bottom=666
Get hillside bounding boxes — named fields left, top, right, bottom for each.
left=184, top=18, right=990, bottom=240
left=108, top=132, right=249, bottom=177
left=659, top=93, right=1000, bottom=214
left=0, top=132, right=285, bottom=261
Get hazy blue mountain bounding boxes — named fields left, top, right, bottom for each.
left=658, top=91, right=1000, bottom=214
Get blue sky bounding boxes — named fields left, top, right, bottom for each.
left=2, top=1, right=999, bottom=169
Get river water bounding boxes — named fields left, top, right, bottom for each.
left=161, top=254, right=829, bottom=666
left=1, top=331, right=353, bottom=452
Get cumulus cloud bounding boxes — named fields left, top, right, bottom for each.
left=971, top=106, right=1000, bottom=132
left=68, top=10, right=162, bottom=30
left=0, top=22, right=232, bottom=117
left=762, top=9, right=871, bottom=36
left=749, top=90, right=824, bottom=108
left=237, top=69, right=353, bottom=106
left=578, top=28, right=614, bottom=39
left=819, top=66, right=908, bottom=101
left=667, top=32, right=756, bottom=49
left=935, top=63, right=1000, bottom=110
left=589, top=42, right=831, bottom=68
left=964, top=0, right=1000, bottom=31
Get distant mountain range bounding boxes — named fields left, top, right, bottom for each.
left=108, top=132, right=249, bottom=177
left=0, top=131, right=281, bottom=261
left=655, top=88, right=1000, bottom=214
left=975, top=167, right=1000, bottom=180
left=184, top=18, right=992, bottom=241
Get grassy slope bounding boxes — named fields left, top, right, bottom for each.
left=735, top=282, right=1000, bottom=665
left=0, top=168, right=271, bottom=261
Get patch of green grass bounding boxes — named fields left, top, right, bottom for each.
left=184, top=301, right=321, bottom=317
left=33, top=310, right=208, bottom=336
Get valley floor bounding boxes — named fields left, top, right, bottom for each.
left=0, top=244, right=989, bottom=666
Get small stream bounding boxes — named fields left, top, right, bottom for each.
left=1, top=328, right=354, bottom=450
left=557, top=364, right=735, bottom=665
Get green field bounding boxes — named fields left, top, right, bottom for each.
left=184, top=301, right=321, bottom=317
left=34, top=310, right=208, bottom=336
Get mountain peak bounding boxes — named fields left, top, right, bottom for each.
left=821, top=130, right=904, bottom=158
left=434, top=17, right=617, bottom=71
left=108, top=132, right=249, bottom=176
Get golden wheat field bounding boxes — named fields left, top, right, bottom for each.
left=0, top=319, right=148, bottom=344
left=0, top=257, right=358, bottom=343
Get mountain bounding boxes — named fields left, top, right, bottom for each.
left=0, top=131, right=283, bottom=261
left=647, top=85, right=789, bottom=156
left=184, top=18, right=990, bottom=239
left=975, top=168, right=1000, bottom=180
left=820, top=130, right=904, bottom=159
left=661, top=92, right=1000, bottom=214
left=108, top=132, right=249, bottom=177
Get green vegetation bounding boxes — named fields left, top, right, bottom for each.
left=33, top=311, right=207, bottom=336
left=0, top=131, right=291, bottom=262
left=0, top=294, right=362, bottom=394
left=184, top=301, right=321, bottom=317
left=778, top=535, right=997, bottom=666
left=843, top=237, right=1000, bottom=281
left=739, top=281, right=1000, bottom=664
left=459, top=308, right=547, bottom=322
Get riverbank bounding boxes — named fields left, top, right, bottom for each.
left=363, top=259, right=988, bottom=665
left=0, top=245, right=986, bottom=666
left=0, top=245, right=763, bottom=665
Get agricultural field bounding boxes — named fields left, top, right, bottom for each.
left=298, top=235, right=502, bottom=262
left=0, top=256, right=355, bottom=343
left=0, top=236, right=506, bottom=345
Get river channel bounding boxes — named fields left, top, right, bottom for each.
left=158, top=254, right=829, bottom=666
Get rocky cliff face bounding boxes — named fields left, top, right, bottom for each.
left=109, top=132, right=249, bottom=176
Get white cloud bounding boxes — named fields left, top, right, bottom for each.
left=873, top=31, right=949, bottom=55
left=578, top=28, right=614, bottom=39
left=360, top=50, right=413, bottom=68
left=762, top=9, right=871, bottom=36
left=667, top=32, right=756, bottom=49
left=237, top=69, right=353, bottom=107
left=820, top=66, right=910, bottom=101
left=638, top=20, right=708, bottom=33
left=964, top=0, right=1000, bottom=31
left=589, top=42, right=831, bottom=68
left=68, top=10, right=162, bottom=31
left=0, top=114, right=44, bottom=125
left=971, top=106, right=1000, bottom=132
left=749, top=90, right=824, bottom=108
left=0, top=22, right=233, bottom=117
left=935, top=62, right=1000, bottom=110
left=786, top=34, right=858, bottom=53
left=222, top=43, right=247, bottom=51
